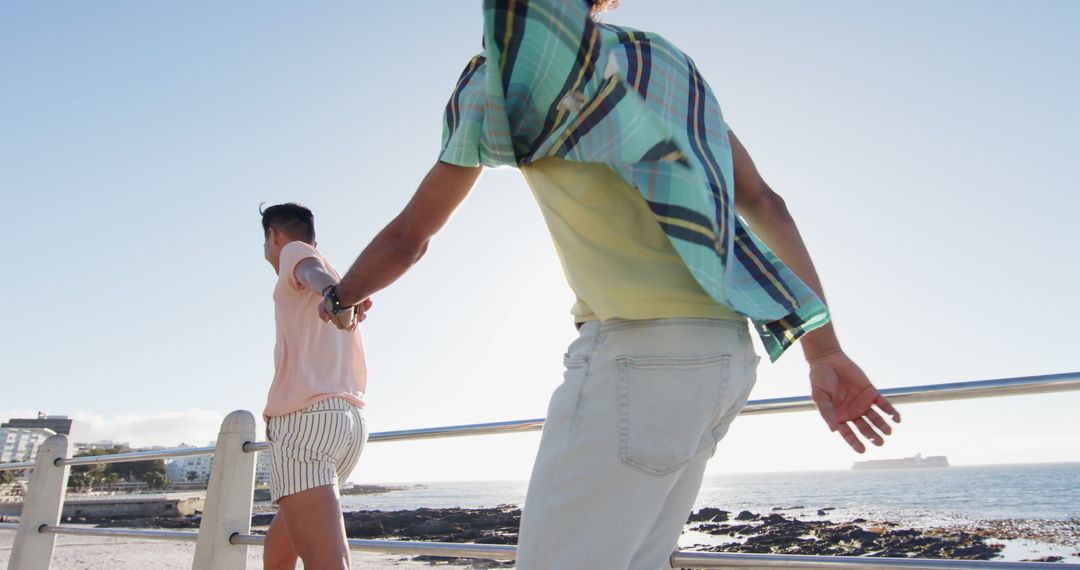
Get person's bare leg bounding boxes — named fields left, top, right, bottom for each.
left=263, top=511, right=298, bottom=570
left=277, top=484, right=350, bottom=569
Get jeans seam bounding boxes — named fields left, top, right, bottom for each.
left=521, top=329, right=602, bottom=567
left=707, top=357, right=734, bottom=443
left=565, top=331, right=600, bottom=435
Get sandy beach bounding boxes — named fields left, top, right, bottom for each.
left=0, top=525, right=475, bottom=570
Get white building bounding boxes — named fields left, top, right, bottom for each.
left=166, top=450, right=214, bottom=484
left=164, top=444, right=272, bottom=486
left=0, top=427, right=56, bottom=466
left=255, top=450, right=271, bottom=485
left=2, top=413, right=87, bottom=444
left=75, top=440, right=130, bottom=455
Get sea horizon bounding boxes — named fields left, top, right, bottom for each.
left=349, top=459, right=1080, bottom=487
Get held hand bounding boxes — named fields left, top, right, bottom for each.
left=330, top=308, right=355, bottom=331
left=355, top=298, right=373, bottom=324
left=318, top=298, right=355, bottom=331
left=317, top=301, right=334, bottom=323
left=808, top=350, right=901, bottom=453
left=317, top=297, right=372, bottom=331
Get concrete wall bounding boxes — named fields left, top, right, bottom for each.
left=0, top=496, right=204, bottom=519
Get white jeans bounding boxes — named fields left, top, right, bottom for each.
left=516, top=318, right=760, bottom=570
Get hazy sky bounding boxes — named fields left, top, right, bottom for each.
left=2, top=1, right=1078, bottom=484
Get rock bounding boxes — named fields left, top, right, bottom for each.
left=344, top=517, right=385, bottom=538
left=337, top=506, right=521, bottom=543
left=475, top=532, right=517, bottom=545
left=72, top=503, right=1020, bottom=564
left=340, top=484, right=409, bottom=496
left=411, top=518, right=455, bottom=535
left=760, top=514, right=787, bottom=525
left=1022, top=557, right=1064, bottom=563
left=746, top=534, right=813, bottom=547
left=690, top=523, right=724, bottom=534
left=687, top=508, right=729, bottom=523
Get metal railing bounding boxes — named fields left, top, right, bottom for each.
left=2, top=371, right=1078, bottom=569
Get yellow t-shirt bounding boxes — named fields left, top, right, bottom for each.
left=520, top=157, right=743, bottom=323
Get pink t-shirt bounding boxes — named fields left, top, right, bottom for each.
left=263, top=241, right=367, bottom=418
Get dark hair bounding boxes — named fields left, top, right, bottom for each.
left=260, top=203, right=315, bottom=244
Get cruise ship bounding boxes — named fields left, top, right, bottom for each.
left=852, top=453, right=950, bottom=470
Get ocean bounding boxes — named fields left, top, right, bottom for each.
left=344, top=462, right=1080, bottom=525
left=338, top=463, right=1080, bottom=561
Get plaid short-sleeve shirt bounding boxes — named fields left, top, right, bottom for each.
left=439, top=0, right=830, bottom=361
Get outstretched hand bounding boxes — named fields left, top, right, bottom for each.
left=808, top=350, right=900, bottom=453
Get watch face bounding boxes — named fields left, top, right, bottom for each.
left=327, top=290, right=344, bottom=314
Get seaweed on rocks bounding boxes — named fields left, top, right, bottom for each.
left=689, top=511, right=1005, bottom=560
left=73, top=504, right=1060, bottom=566
left=343, top=506, right=519, bottom=565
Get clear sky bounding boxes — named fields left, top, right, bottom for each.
left=2, top=1, right=1078, bottom=484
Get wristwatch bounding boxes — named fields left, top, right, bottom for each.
left=322, top=285, right=351, bottom=315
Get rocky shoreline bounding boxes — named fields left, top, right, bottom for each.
left=51, top=505, right=1080, bottom=566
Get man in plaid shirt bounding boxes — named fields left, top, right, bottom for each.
left=324, top=1, right=900, bottom=567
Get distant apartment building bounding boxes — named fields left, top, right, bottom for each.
left=0, top=427, right=56, bottom=475
left=165, top=446, right=214, bottom=483
left=164, top=444, right=272, bottom=486
left=255, top=450, right=271, bottom=485
left=75, top=440, right=131, bottom=455
left=2, top=412, right=88, bottom=444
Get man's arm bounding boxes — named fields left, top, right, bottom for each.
left=729, top=130, right=900, bottom=453
left=333, top=161, right=482, bottom=312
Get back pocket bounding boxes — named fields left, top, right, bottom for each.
left=616, top=353, right=731, bottom=476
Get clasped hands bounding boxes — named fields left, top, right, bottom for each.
left=317, top=293, right=373, bottom=332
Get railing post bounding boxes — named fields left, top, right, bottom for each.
left=191, top=411, right=256, bottom=570
left=7, top=434, right=71, bottom=570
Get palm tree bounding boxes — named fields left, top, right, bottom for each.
left=104, top=472, right=122, bottom=492
left=142, top=472, right=170, bottom=491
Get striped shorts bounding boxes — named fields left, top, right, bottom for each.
left=266, top=397, right=367, bottom=504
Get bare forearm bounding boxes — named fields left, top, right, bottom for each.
left=333, top=162, right=481, bottom=308
left=728, top=131, right=842, bottom=361
left=740, top=195, right=841, bottom=361
left=334, top=222, right=427, bottom=307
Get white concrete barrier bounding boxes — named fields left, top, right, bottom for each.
left=7, top=435, right=71, bottom=570
left=190, top=411, right=256, bottom=570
